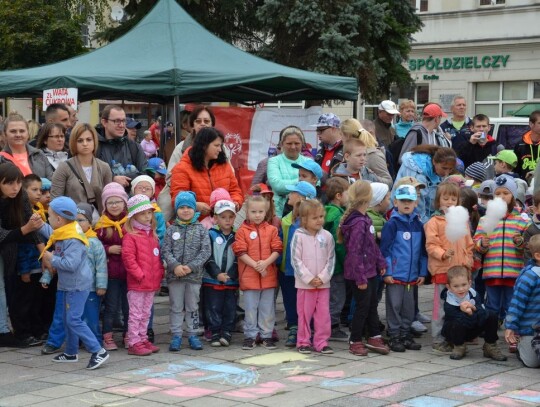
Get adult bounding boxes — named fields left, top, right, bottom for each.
left=515, top=110, right=540, bottom=181
left=51, top=123, right=113, bottom=218
left=267, top=126, right=310, bottom=216
left=440, top=96, right=473, bottom=151
left=394, top=100, right=417, bottom=139
left=67, top=105, right=78, bottom=129
left=0, top=114, right=53, bottom=179
left=125, top=118, right=141, bottom=142
left=399, top=103, right=452, bottom=163
left=170, top=127, right=243, bottom=218
left=35, top=123, right=68, bottom=172
left=396, top=145, right=457, bottom=223
left=341, top=118, right=392, bottom=187
left=45, top=103, right=71, bottom=130
left=375, top=100, right=400, bottom=147
left=96, top=104, right=147, bottom=188
left=312, top=113, right=343, bottom=176
left=148, top=119, right=161, bottom=148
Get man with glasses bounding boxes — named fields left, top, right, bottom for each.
left=312, top=113, right=343, bottom=176
left=96, top=105, right=147, bottom=187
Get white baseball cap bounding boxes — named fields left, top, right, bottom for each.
left=378, top=100, right=400, bottom=115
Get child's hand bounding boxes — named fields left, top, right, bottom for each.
left=442, top=249, right=455, bottom=260
left=260, top=269, right=267, bottom=278
left=184, top=266, right=192, bottom=275
left=174, top=265, right=185, bottom=277
left=383, top=276, right=394, bottom=284
left=255, top=260, right=266, bottom=273
left=109, top=245, right=122, bottom=255
left=96, top=289, right=106, bottom=296
left=41, top=252, right=53, bottom=271
left=505, top=329, right=519, bottom=345
left=513, top=233, right=524, bottom=246
left=357, top=283, right=367, bottom=290
left=41, top=283, right=48, bottom=289
left=380, top=268, right=386, bottom=276
left=217, top=273, right=230, bottom=283
left=416, top=277, right=425, bottom=286
left=481, top=237, right=490, bottom=248
left=310, top=277, right=323, bottom=287
left=21, top=274, right=30, bottom=283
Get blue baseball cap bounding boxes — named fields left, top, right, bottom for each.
left=286, top=181, right=317, bottom=199
left=50, top=196, right=78, bottom=220
left=395, top=185, right=417, bottom=201
left=145, top=157, right=167, bottom=176
left=291, top=160, right=323, bottom=181
left=126, top=117, right=141, bottom=129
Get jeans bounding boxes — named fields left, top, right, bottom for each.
left=278, top=272, right=297, bottom=327
left=204, top=286, right=237, bottom=336
left=103, top=279, right=129, bottom=334
left=349, top=276, right=381, bottom=342
left=0, top=257, right=9, bottom=333
left=442, top=311, right=499, bottom=346
left=64, top=291, right=101, bottom=355
left=82, top=292, right=102, bottom=345
left=485, top=285, right=514, bottom=320
left=46, top=290, right=65, bottom=348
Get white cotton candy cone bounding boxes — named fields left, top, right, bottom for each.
left=445, top=206, right=470, bottom=243
left=482, top=197, right=508, bottom=235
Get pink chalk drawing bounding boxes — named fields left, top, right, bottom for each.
left=486, top=395, right=528, bottom=406
left=362, top=382, right=405, bottom=399
left=105, top=385, right=160, bottom=396
left=146, top=378, right=184, bottom=387
left=180, top=371, right=206, bottom=377
left=313, top=370, right=345, bottom=378
left=503, top=389, right=540, bottom=404
left=449, top=380, right=501, bottom=397
left=163, top=386, right=218, bottom=398
left=222, top=381, right=286, bottom=399
left=286, top=375, right=314, bottom=383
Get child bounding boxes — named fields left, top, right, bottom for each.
left=380, top=184, right=427, bottom=352
left=478, top=179, right=496, bottom=210
left=441, top=266, right=507, bottom=361
left=39, top=197, right=109, bottom=369
left=488, top=150, right=519, bottom=177
left=39, top=177, right=52, bottom=211
left=95, top=182, right=129, bottom=351
left=474, top=174, right=528, bottom=325
left=424, top=182, right=474, bottom=354
left=464, top=162, right=487, bottom=190
left=234, top=195, right=283, bottom=350
left=201, top=188, right=232, bottom=230
left=25, top=174, right=46, bottom=221
left=279, top=181, right=316, bottom=347
left=283, top=160, right=322, bottom=216
left=324, top=177, right=350, bottom=342
left=144, top=157, right=167, bottom=199
left=122, top=195, right=164, bottom=356
left=292, top=200, right=335, bottom=354
left=457, top=114, right=497, bottom=168
left=340, top=180, right=389, bottom=356
left=162, top=191, right=211, bottom=351
left=203, top=200, right=238, bottom=347
left=524, top=190, right=540, bottom=260
left=505, top=234, right=540, bottom=367
left=330, top=139, right=378, bottom=184
left=131, top=175, right=166, bottom=243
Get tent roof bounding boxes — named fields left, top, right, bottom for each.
left=0, top=0, right=358, bottom=104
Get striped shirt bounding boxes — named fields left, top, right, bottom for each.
left=505, top=264, right=540, bottom=336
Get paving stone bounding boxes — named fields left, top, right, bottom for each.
left=442, top=361, right=518, bottom=380
left=313, top=394, right=388, bottom=407
left=0, top=379, right=52, bottom=398
left=0, top=393, right=52, bottom=406
left=28, top=384, right=91, bottom=398
left=253, top=386, right=349, bottom=407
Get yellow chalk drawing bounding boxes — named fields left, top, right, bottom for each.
left=239, top=351, right=317, bottom=366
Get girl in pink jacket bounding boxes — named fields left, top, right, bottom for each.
left=122, top=195, right=164, bottom=356
left=291, top=200, right=335, bottom=354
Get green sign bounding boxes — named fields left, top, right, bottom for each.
left=409, top=55, right=510, bottom=71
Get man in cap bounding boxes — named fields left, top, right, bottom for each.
left=375, top=100, right=400, bottom=147
left=312, top=113, right=343, bottom=176
left=125, top=118, right=142, bottom=142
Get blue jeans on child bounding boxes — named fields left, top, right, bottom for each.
left=63, top=290, right=101, bottom=355
left=103, top=279, right=129, bottom=334
left=485, top=285, right=514, bottom=321
left=278, top=272, right=297, bottom=327
left=46, top=290, right=65, bottom=348
left=204, top=286, right=237, bottom=336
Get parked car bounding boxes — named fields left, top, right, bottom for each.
left=489, top=117, right=530, bottom=149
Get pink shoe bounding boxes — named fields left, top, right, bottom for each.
left=143, top=340, right=160, bottom=353
left=128, top=341, right=152, bottom=356
left=103, top=332, right=117, bottom=351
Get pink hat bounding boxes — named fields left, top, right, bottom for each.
left=209, top=188, right=232, bottom=208
left=127, top=194, right=155, bottom=219
left=101, top=182, right=129, bottom=209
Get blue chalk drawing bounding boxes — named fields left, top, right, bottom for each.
left=321, top=378, right=384, bottom=387
left=504, top=390, right=540, bottom=403
left=132, top=363, right=191, bottom=379
left=402, top=396, right=461, bottom=407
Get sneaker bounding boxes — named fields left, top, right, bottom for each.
left=188, top=335, right=203, bottom=350
left=366, top=336, right=390, bottom=355
left=147, top=329, right=155, bottom=344
left=142, top=340, right=160, bottom=353
left=128, top=341, right=152, bottom=356
left=401, top=334, right=422, bottom=350
left=450, top=344, right=467, bottom=360
left=219, top=336, right=230, bottom=347
left=19, top=336, right=43, bottom=347
left=87, top=349, right=109, bottom=370
left=483, top=342, right=507, bottom=361
left=242, top=338, right=256, bottom=350
left=169, top=335, right=182, bottom=352
left=330, top=328, right=349, bottom=342
left=272, top=328, right=279, bottom=342
left=52, top=353, right=78, bottom=363
left=388, top=336, right=406, bottom=353
left=432, top=341, right=453, bottom=354
left=349, top=341, right=368, bottom=356
left=411, top=320, right=428, bottom=333
left=261, top=338, right=277, bottom=350
left=203, top=329, right=212, bottom=342
left=41, top=343, right=61, bottom=355
left=416, top=312, right=431, bottom=323
left=103, top=332, right=118, bottom=351
left=319, top=346, right=334, bottom=354
left=159, top=286, right=169, bottom=296
left=285, top=327, right=297, bottom=348
left=211, top=336, right=222, bottom=347
left=297, top=345, right=312, bottom=354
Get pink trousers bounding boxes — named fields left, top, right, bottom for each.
left=127, top=290, right=154, bottom=347
left=296, top=288, right=331, bottom=351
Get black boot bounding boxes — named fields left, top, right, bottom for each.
left=401, top=334, right=421, bottom=350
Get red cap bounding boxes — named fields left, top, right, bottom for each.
left=250, top=183, right=274, bottom=198
left=423, top=104, right=447, bottom=118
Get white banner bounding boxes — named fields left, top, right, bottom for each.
left=42, top=88, right=78, bottom=111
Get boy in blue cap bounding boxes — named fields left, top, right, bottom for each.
left=39, top=196, right=109, bottom=370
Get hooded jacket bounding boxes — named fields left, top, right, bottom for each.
left=457, top=136, right=497, bottom=169
left=330, top=162, right=378, bottom=184
left=96, top=128, right=147, bottom=179
left=291, top=227, right=335, bottom=289
left=203, top=227, right=238, bottom=287
left=380, top=210, right=428, bottom=283
left=513, top=130, right=540, bottom=179
left=398, top=123, right=451, bottom=163
left=441, top=116, right=473, bottom=151
left=505, top=263, right=540, bottom=336
left=0, top=143, right=53, bottom=180
left=341, top=211, right=386, bottom=286
left=523, top=214, right=540, bottom=260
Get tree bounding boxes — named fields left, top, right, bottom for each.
left=0, top=0, right=109, bottom=70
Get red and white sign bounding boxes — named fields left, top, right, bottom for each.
left=42, top=88, right=78, bottom=111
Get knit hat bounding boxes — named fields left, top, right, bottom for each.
left=101, top=182, right=129, bottom=209
left=464, top=162, right=487, bottom=183
left=50, top=196, right=78, bottom=221
left=369, top=183, right=389, bottom=207
left=209, top=188, right=232, bottom=208
left=76, top=202, right=94, bottom=223
left=40, top=178, right=52, bottom=191
left=494, top=174, right=517, bottom=197
left=214, top=200, right=236, bottom=215
left=130, top=175, right=156, bottom=196
left=286, top=181, right=317, bottom=199
left=127, top=194, right=155, bottom=219
left=175, top=191, right=197, bottom=211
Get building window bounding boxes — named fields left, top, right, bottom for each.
left=474, top=80, right=540, bottom=117
left=409, top=0, right=428, bottom=12
left=480, top=0, right=505, bottom=5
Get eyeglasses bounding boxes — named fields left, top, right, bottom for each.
left=105, top=119, right=126, bottom=126
left=194, top=118, right=212, bottom=125
left=134, top=186, right=153, bottom=192
left=106, top=200, right=124, bottom=207
left=316, top=127, right=330, bottom=134
left=48, top=134, right=65, bottom=139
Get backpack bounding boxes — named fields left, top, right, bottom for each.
left=388, top=129, right=422, bottom=177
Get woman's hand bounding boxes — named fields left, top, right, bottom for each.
left=21, top=213, right=43, bottom=234
left=196, top=202, right=211, bottom=215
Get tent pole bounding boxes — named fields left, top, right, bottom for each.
left=160, top=103, right=167, bottom=158
left=173, top=96, right=180, bottom=147
left=353, top=100, right=358, bottom=119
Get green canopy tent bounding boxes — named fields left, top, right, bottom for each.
left=0, top=0, right=358, bottom=104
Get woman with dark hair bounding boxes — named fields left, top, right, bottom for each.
left=170, top=127, right=243, bottom=218
left=395, top=145, right=457, bottom=223
left=0, top=163, right=43, bottom=347
left=36, top=123, right=68, bottom=172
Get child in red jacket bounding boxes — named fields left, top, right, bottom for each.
left=122, top=195, right=164, bottom=356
